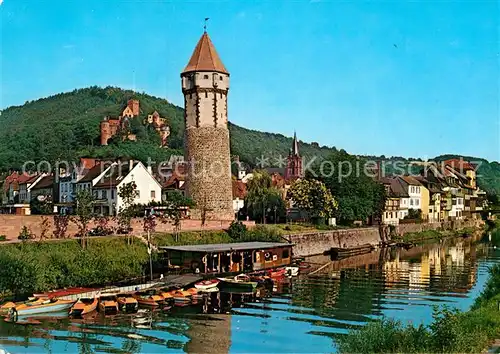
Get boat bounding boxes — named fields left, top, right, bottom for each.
left=285, top=266, right=299, bottom=276
left=116, top=293, right=139, bottom=312
left=69, top=297, right=98, bottom=316
left=99, top=294, right=119, bottom=314
left=218, top=274, right=258, bottom=292
left=194, top=279, right=220, bottom=291
left=33, top=287, right=94, bottom=299
left=326, top=244, right=375, bottom=260
left=170, top=290, right=192, bottom=303
left=185, top=288, right=198, bottom=296
left=133, top=291, right=165, bottom=308
left=1, top=297, right=50, bottom=316
left=268, top=268, right=287, bottom=278
left=9, top=298, right=75, bottom=319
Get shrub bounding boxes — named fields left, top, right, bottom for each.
left=18, top=226, right=33, bottom=241
left=0, top=235, right=6, bottom=241
left=227, top=220, right=247, bottom=240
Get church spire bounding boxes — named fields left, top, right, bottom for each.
left=182, top=32, right=228, bottom=74
left=292, top=131, right=299, bottom=156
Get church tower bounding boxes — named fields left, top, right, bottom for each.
left=181, top=31, right=234, bottom=220
left=285, top=132, right=303, bottom=180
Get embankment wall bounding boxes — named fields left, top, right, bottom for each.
left=288, top=218, right=483, bottom=257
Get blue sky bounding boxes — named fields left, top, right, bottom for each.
left=1, top=0, right=498, bottom=161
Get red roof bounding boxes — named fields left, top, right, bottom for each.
left=444, top=159, right=475, bottom=171
left=182, top=33, right=228, bottom=74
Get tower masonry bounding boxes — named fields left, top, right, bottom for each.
left=181, top=32, right=234, bottom=220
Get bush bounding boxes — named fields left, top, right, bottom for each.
left=0, top=235, right=6, bottom=241
left=18, top=226, right=33, bottom=241
left=474, top=264, right=500, bottom=308
left=227, top=221, right=247, bottom=240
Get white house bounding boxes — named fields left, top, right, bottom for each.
left=92, top=160, right=162, bottom=216
left=399, top=176, right=422, bottom=211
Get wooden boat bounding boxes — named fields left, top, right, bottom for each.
left=194, top=279, right=220, bottom=291
left=33, top=287, right=94, bottom=299
left=1, top=297, right=50, bottom=316
left=326, top=244, right=375, bottom=260
left=218, top=274, right=258, bottom=292
left=133, top=291, right=164, bottom=308
left=99, top=294, right=119, bottom=314
left=69, top=297, right=98, bottom=316
left=10, top=298, right=74, bottom=318
left=268, top=268, right=287, bottom=278
left=116, top=293, right=139, bottom=312
left=170, top=290, right=192, bottom=303
left=185, top=288, right=198, bottom=296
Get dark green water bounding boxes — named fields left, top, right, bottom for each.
left=0, top=231, right=499, bottom=353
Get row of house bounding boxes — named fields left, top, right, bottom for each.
left=380, top=159, right=487, bottom=225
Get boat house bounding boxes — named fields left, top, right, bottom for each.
left=159, top=242, right=293, bottom=275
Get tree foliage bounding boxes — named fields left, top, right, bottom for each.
left=117, top=181, right=137, bottom=238
left=317, top=152, right=386, bottom=224
left=287, top=179, right=338, bottom=220
left=245, top=170, right=286, bottom=223
left=73, top=190, right=95, bottom=249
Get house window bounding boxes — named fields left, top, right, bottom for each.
left=410, top=199, right=414, bottom=206
left=416, top=199, right=419, bottom=206
left=151, top=190, right=156, bottom=199
left=283, top=249, right=290, bottom=259
left=219, top=76, right=223, bottom=80
left=102, top=190, right=107, bottom=199
left=111, top=189, right=115, bottom=199
left=204, top=74, right=209, bottom=79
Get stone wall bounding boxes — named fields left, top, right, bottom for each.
left=184, top=126, right=234, bottom=221
left=287, top=227, right=381, bottom=257
left=0, top=215, right=254, bottom=241
left=287, top=218, right=484, bottom=257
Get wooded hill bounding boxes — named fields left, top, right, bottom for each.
left=1, top=86, right=498, bottom=195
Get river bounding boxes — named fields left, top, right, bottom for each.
left=0, top=230, right=499, bottom=353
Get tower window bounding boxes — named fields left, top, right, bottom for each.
left=219, top=76, right=223, bottom=80
left=204, top=75, right=209, bottom=79
left=205, top=92, right=208, bottom=98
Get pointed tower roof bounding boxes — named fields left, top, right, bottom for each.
left=292, top=131, right=300, bottom=156
left=182, top=32, right=228, bottom=75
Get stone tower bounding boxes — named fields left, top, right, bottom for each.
left=181, top=31, right=234, bottom=220
left=285, top=132, right=303, bottom=180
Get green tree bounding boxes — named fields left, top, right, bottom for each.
left=117, top=181, right=137, bottom=244
left=157, top=191, right=195, bottom=241
left=245, top=170, right=286, bottom=223
left=287, top=179, right=338, bottom=223
left=73, top=190, right=95, bottom=249
left=317, top=152, right=386, bottom=225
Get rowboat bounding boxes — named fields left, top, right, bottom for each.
left=185, top=288, right=198, bottom=296
left=69, top=297, right=98, bottom=316
left=133, top=291, right=165, bottom=308
left=99, top=294, right=119, bottom=314
left=116, top=293, right=139, bottom=312
left=218, top=274, right=258, bottom=292
left=268, top=268, right=287, bottom=278
left=33, top=287, right=94, bottom=299
left=170, top=290, right=192, bottom=303
left=194, top=279, right=220, bottom=291
left=10, top=299, right=74, bottom=319
left=0, top=301, right=17, bottom=315
left=1, top=297, right=49, bottom=316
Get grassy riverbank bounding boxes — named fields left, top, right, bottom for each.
left=336, top=264, right=500, bottom=353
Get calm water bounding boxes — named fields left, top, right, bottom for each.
left=1, top=230, right=499, bottom=354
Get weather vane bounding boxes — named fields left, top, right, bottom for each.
left=204, top=17, right=210, bottom=33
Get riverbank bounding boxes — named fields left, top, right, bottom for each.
left=336, top=260, right=500, bottom=353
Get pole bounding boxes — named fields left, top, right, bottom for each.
left=148, top=229, right=153, bottom=281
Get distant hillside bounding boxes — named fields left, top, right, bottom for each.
left=0, top=86, right=498, bottom=195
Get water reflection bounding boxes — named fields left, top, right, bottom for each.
left=0, top=231, right=498, bottom=353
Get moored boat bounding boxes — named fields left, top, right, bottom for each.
left=10, top=298, right=74, bottom=319
left=218, top=274, right=258, bottom=292
left=116, top=293, right=139, bottom=312
left=33, top=287, right=95, bottom=299
left=194, top=279, right=220, bottom=291
left=268, top=268, right=287, bottom=278
left=99, top=294, right=119, bottom=314
left=69, top=297, right=98, bottom=316
left=133, top=291, right=164, bottom=308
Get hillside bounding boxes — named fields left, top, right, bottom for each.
left=0, top=86, right=498, bottom=195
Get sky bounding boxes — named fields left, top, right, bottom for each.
left=1, top=0, right=499, bottom=161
